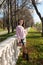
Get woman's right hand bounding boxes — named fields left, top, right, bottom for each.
left=18, top=38, right=21, bottom=43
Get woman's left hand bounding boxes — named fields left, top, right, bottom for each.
left=24, top=29, right=28, bottom=36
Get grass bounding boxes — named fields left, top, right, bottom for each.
left=0, top=27, right=43, bottom=65
left=0, top=28, right=16, bottom=42
left=0, top=28, right=7, bottom=32
left=16, top=27, right=43, bottom=65
left=0, top=32, right=15, bottom=42
left=29, top=27, right=38, bottom=32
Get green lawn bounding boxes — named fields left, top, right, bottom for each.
left=0, top=32, right=15, bottom=42
left=16, top=27, right=43, bottom=65
left=0, top=28, right=16, bottom=42
left=0, top=28, right=6, bottom=32
left=29, top=27, right=38, bottom=32
left=0, top=27, right=43, bottom=65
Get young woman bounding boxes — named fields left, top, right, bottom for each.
left=16, top=18, right=29, bottom=60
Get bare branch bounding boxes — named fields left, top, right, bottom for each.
left=0, top=0, right=5, bottom=7
left=31, top=0, right=42, bottom=20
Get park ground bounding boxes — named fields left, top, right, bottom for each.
left=0, top=27, right=43, bottom=65
left=16, top=27, right=43, bottom=65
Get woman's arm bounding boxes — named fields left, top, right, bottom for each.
left=24, top=29, right=28, bottom=36
left=16, top=27, right=21, bottom=42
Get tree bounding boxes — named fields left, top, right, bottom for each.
left=31, top=0, right=43, bottom=36
left=7, top=0, right=10, bottom=33
left=35, top=22, right=42, bottom=32
left=9, top=0, right=34, bottom=28
left=10, top=0, right=14, bottom=32
left=17, top=7, right=34, bottom=28
left=1, top=0, right=43, bottom=35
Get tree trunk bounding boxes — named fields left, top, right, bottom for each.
left=7, top=25, right=10, bottom=34
left=32, top=0, right=43, bottom=37
left=14, top=0, right=16, bottom=28
left=7, top=0, right=10, bottom=34
left=10, top=0, right=14, bottom=33
left=42, top=18, right=43, bottom=37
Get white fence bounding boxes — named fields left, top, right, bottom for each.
left=0, top=35, right=20, bottom=65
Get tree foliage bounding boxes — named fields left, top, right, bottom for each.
left=0, top=0, right=43, bottom=36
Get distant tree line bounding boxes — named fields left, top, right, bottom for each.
left=0, top=0, right=34, bottom=33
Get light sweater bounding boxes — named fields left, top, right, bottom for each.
left=16, top=25, right=26, bottom=39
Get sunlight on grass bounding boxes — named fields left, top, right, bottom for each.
left=0, top=28, right=8, bottom=32
left=16, top=27, right=43, bottom=65
left=0, top=32, right=15, bottom=42
left=29, top=27, right=38, bottom=32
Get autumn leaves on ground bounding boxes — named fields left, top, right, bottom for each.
left=16, top=27, right=43, bottom=65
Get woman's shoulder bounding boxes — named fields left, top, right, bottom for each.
left=16, top=25, right=24, bottom=30
left=16, top=25, right=21, bottom=29
left=16, top=25, right=20, bottom=28
left=17, top=25, right=22, bottom=28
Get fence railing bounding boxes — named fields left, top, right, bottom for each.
left=0, top=35, right=20, bottom=65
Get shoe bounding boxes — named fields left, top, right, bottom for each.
left=22, top=52, right=29, bottom=61
left=25, top=53, right=29, bottom=61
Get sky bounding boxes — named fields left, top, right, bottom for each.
left=33, top=0, right=43, bottom=23
left=0, top=0, right=43, bottom=23
left=0, top=9, right=3, bottom=18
